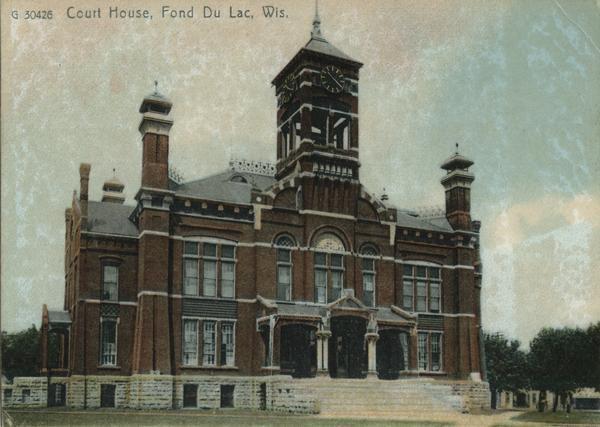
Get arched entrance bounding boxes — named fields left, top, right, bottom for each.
left=329, top=316, right=367, bottom=378
left=280, top=324, right=317, bottom=378
left=376, top=330, right=405, bottom=379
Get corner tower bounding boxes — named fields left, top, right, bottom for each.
left=272, top=8, right=363, bottom=183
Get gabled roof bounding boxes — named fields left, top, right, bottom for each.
left=171, top=170, right=276, bottom=204
left=86, top=201, right=138, bottom=237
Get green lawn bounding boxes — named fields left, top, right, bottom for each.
left=496, top=410, right=600, bottom=426
left=5, top=409, right=453, bottom=427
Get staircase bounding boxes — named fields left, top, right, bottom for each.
left=297, top=377, right=466, bottom=416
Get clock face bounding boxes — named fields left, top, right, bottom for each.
left=320, top=65, right=345, bottom=94
left=281, top=73, right=297, bottom=104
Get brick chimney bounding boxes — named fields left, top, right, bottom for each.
left=79, top=163, right=91, bottom=219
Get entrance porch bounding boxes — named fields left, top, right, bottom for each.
left=256, top=291, right=419, bottom=379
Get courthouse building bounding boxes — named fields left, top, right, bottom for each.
left=33, top=11, right=488, bottom=412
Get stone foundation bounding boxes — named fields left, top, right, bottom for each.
left=2, top=377, right=47, bottom=408
left=2, top=375, right=488, bottom=414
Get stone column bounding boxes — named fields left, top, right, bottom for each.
left=316, top=331, right=331, bottom=376
left=365, top=332, right=379, bottom=378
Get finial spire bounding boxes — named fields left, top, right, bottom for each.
left=154, top=80, right=158, bottom=95
left=455, top=142, right=459, bottom=155
left=311, top=0, right=322, bottom=38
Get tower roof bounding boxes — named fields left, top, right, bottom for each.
left=272, top=5, right=362, bottom=85
left=139, top=81, right=172, bottom=113
left=440, top=153, right=474, bottom=171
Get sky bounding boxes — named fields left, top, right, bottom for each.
left=2, top=0, right=599, bottom=346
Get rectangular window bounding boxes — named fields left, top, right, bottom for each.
left=330, top=270, right=343, bottom=302
left=21, top=389, right=30, bottom=403
left=183, top=384, right=198, bottom=408
left=183, top=319, right=198, bottom=366
left=184, top=242, right=198, bottom=255
left=102, top=265, right=118, bottom=301
left=203, top=260, right=217, bottom=297
left=221, top=322, right=235, bottom=366
left=418, top=333, right=428, bottom=371
left=402, top=279, right=413, bottom=310
left=277, top=264, right=291, bottom=301
left=362, top=258, right=375, bottom=307
left=430, top=282, right=440, bottom=312
left=100, top=319, right=117, bottom=366
left=277, top=248, right=292, bottom=301
left=204, top=243, right=217, bottom=257
left=203, top=321, right=216, bottom=366
left=183, top=260, right=198, bottom=296
left=416, top=281, right=427, bottom=312
left=221, top=245, right=235, bottom=259
left=315, top=268, right=327, bottom=304
left=431, top=333, right=442, bottom=371
left=221, top=261, right=235, bottom=298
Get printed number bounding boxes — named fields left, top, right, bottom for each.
left=24, top=10, right=53, bottom=19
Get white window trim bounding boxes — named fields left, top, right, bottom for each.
left=99, top=317, right=119, bottom=367
left=182, top=319, right=199, bottom=366
left=361, top=255, right=377, bottom=307
left=417, top=330, right=444, bottom=373
left=182, top=317, right=238, bottom=368
left=182, top=239, right=237, bottom=299
left=221, top=321, right=236, bottom=367
left=202, top=320, right=217, bottom=367
left=276, top=247, right=293, bottom=302
left=402, top=263, right=443, bottom=314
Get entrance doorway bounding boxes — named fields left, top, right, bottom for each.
left=376, top=330, right=404, bottom=379
left=329, top=316, right=367, bottom=378
left=280, top=324, right=317, bottom=378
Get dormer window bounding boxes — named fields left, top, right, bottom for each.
left=230, top=175, right=248, bottom=184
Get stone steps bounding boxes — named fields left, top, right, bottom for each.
left=297, top=378, right=466, bottom=415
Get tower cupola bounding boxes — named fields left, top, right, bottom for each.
left=138, top=82, right=173, bottom=189
left=440, top=145, right=475, bottom=231
left=102, top=170, right=126, bottom=204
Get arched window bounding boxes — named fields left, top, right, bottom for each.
left=360, top=245, right=378, bottom=307
left=275, top=235, right=295, bottom=301
left=313, top=233, right=346, bottom=303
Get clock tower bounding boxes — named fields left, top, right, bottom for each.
left=272, top=8, right=363, bottom=186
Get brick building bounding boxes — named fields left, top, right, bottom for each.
left=37, top=11, right=488, bottom=411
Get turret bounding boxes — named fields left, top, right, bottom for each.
left=440, top=147, right=475, bottom=231
left=139, top=83, right=173, bottom=189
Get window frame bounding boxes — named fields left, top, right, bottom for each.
left=99, top=317, right=118, bottom=367
left=182, top=319, right=199, bottom=366
left=182, top=239, right=237, bottom=299
left=202, top=320, right=217, bottom=367
left=359, top=245, right=378, bottom=307
left=313, top=251, right=345, bottom=304
left=221, top=321, right=235, bottom=367
left=275, top=235, right=295, bottom=301
left=101, top=263, right=119, bottom=301
left=417, top=331, right=443, bottom=372
left=401, top=264, right=442, bottom=313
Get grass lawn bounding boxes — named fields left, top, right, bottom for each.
left=5, top=409, right=453, bottom=427
left=497, top=410, right=600, bottom=426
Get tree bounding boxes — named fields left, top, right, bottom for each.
left=585, top=322, right=600, bottom=391
left=484, top=332, right=530, bottom=409
left=1, top=325, right=40, bottom=380
left=528, top=327, right=589, bottom=412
